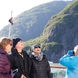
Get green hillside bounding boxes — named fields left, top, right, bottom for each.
left=0, top=1, right=71, bottom=41
left=24, top=0, right=78, bottom=62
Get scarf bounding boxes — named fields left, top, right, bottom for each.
left=32, top=52, right=43, bottom=61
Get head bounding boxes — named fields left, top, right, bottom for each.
left=33, top=44, right=41, bottom=54
left=13, top=38, right=24, bottom=51
left=74, top=45, right=78, bottom=56
left=0, top=37, right=12, bottom=53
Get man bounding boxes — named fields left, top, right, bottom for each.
left=59, top=45, right=78, bottom=78
left=8, top=38, right=31, bottom=78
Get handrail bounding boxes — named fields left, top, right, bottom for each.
left=50, top=66, right=66, bottom=69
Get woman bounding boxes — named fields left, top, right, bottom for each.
left=0, top=37, right=12, bottom=78
left=30, top=44, right=51, bottom=78
left=8, top=38, right=32, bottom=78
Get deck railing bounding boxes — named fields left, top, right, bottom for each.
left=50, top=63, right=67, bottom=78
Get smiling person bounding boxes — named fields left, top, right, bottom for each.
left=30, top=44, right=51, bottom=78
left=0, top=37, right=12, bottom=78
left=8, top=38, right=32, bottom=78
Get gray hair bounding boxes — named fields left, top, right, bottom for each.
left=74, top=45, right=78, bottom=53
left=31, top=44, right=41, bottom=52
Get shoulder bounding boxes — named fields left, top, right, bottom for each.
left=23, top=50, right=29, bottom=57
left=29, top=52, right=33, bottom=58
left=43, top=54, right=47, bottom=59
left=0, top=54, right=9, bottom=64
left=8, top=53, right=14, bottom=59
left=0, top=54, right=4, bottom=61
left=7, top=52, right=16, bottom=64
left=23, top=50, right=32, bottom=61
left=23, top=50, right=28, bottom=54
left=0, top=53, right=7, bottom=59
left=43, top=54, right=49, bottom=62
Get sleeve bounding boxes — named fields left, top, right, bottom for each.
left=47, top=62, right=52, bottom=78
left=45, top=56, right=52, bottom=78
left=24, top=51, right=32, bottom=78
left=8, top=54, right=23, bottom=78
left=8, top=54, right=17, bottom=70
left=59, top=54, right=78, bottom=68
left=23, top=50, right=32, bottom=72
left=13, top=64, right=24, bottom=78
left=0, top=55, right=10, bottom=73
left=13, top=71, right=21, bottom=78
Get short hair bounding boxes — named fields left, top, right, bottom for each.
left=31, top=44, right=41, bottom=51
left=0, top=37, right=12, bottom=50
left=74, top=45, right=78, bottom=53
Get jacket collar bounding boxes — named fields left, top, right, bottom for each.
left=12, top=48, right=23, bottom=56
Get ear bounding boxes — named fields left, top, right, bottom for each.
left=74, top=52, right=78, bottom=56
left=76, top=52, right=78, bottom=56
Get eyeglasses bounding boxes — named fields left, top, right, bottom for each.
left=9, top=43, right=12, bottom=46
left=34, top=46, right=41, bottom=48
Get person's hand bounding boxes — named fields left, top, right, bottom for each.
left=67, top=50, right=74, bottom=56
left=21, top=74, right=26, bottom=78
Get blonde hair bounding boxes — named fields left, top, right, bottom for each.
left=0, top=37, right=12, bottom=50
left=74, top=45, right=78, bottom=53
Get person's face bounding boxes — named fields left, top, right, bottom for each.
left=74, top=51, right=78, bottom=56
left=34, top=47, right=41, bottom=54
left=5, top=42, right=12, bottom=53
left=15, top=40, right=24, bottom=50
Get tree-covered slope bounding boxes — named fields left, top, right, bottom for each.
left=0, top=1, right=71, bottom=41
left=24, top=0, right=78, bottom=62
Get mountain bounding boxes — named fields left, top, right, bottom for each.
left=24, top=0, right=78, bottom=62
left=0, top=1, right=71, bottom=41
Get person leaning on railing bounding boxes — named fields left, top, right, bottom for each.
left=59, top=45, right=78, bottom=78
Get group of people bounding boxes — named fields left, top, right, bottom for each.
left=0, top=37, right=78, bottom=78
left=0, top=37, right=51, bottom=78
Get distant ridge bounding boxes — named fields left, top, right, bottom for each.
left=0, top=1, right=71, bottom=41
left=24, top=0, right=78, bottom=62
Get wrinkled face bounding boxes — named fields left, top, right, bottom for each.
left=74, top=51, right=78, bottom=56
left=5, top=42, right=12, bottom=53
left=15, top=40, right=24, bottom=50
left=34, top=47, right=41, bottom=54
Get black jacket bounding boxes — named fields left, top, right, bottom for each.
left=8, top=49, right=32, bottom=78
left=30, top=54, right=51, bottom=78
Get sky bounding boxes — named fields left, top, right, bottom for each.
left=0, top=0, right=72, bottom=30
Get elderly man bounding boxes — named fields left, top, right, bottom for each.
left=59, top=45, right=78, bottom=78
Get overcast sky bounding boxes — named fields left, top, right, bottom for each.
left=0, top=0, right=72, bottom=30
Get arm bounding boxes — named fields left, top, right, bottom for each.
left=8, top=54, right=23, bottom=78
left=45, top=56, right=51, bottom=78
left=59, top=54, right=78, bottom=68
left=8, top=54, right=17, bottom=70
left=47, top=62, right=51, bottom=78
left=0, top=55, right=10, bottom=73
left=23, top=51, right=32, bottom=78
